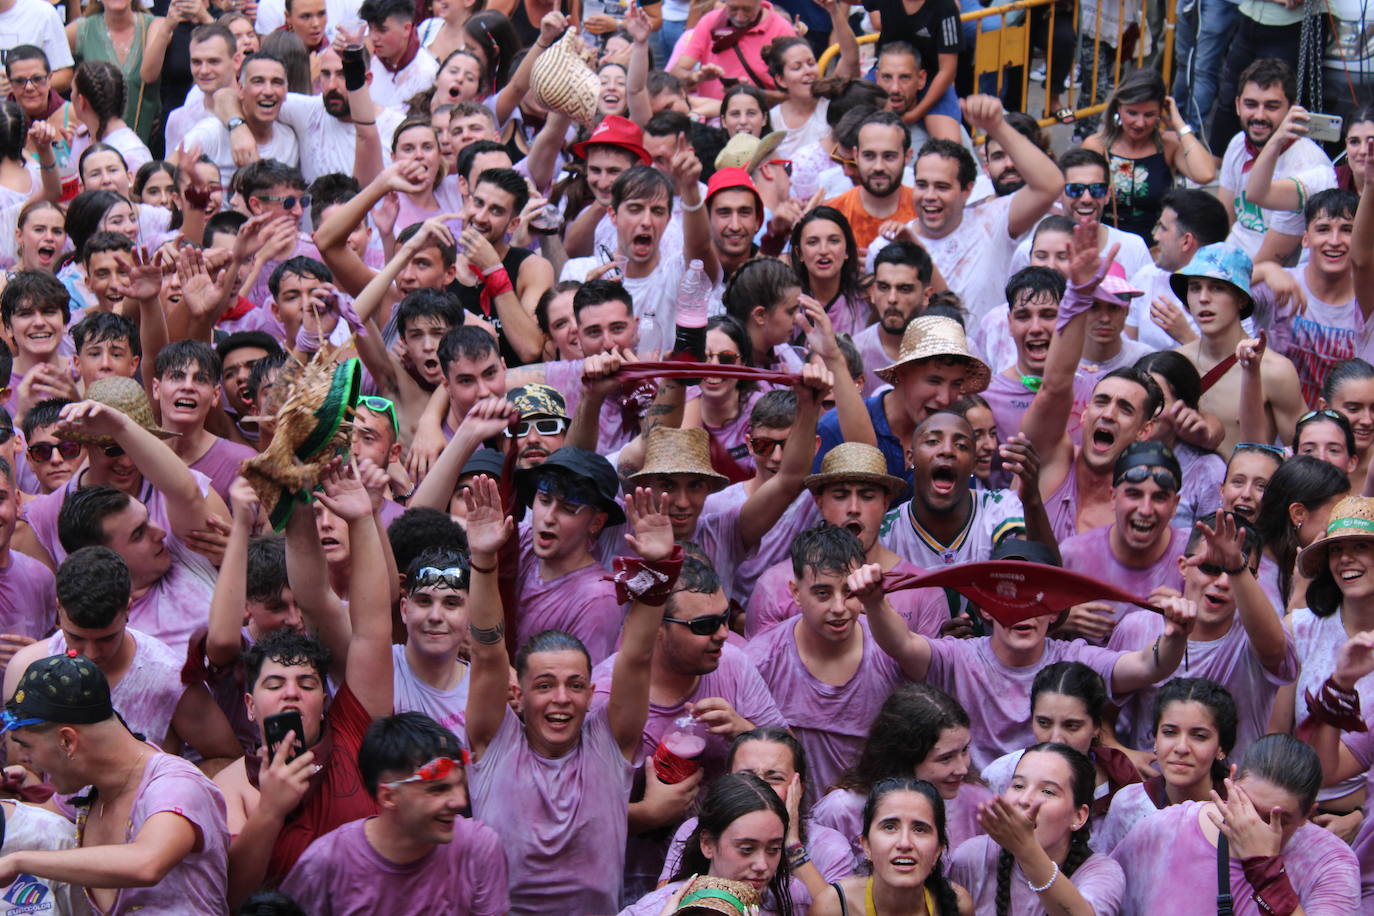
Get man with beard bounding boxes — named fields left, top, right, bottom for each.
left=505, top=385, right=569, bottom=471
left=824, top=110, right=917, bottom=252
left=1125, top=189, right=1231, bottom=350
left=851, top=241, right=933, bottom=395
left=164, top=24, right=237, bottom=156
left=705, top=168, right=764, bottom=282
left=1218, top=59, right=1336, bottom=263
left=979, top=110, right=1050, bottom=198
left=1057, top=441, right=1188, bottom=644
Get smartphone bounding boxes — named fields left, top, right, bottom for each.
left=1307, top=112, right=1343, bottom=144
left=263, top=710, right=305, bottom=762
left=598, top=244, right=623, bottom=281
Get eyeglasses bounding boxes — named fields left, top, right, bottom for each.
left=413, top=565, right=469, bottom=590
left=747, top=435, right=786, bottom=457
left=504, top=417, right=568, bottom=438
left=765, top=159, right=793, bottom=177
left=254, top=193, right=312, bottom=210
left=27, top=441, right=82, bottom=462
left=663, top=609, right=731, bottom=636
left=1299, top=408, right=1344, bottom=425
left=102, top=444, right=126, bottom=459
left=9, top=75, right=48, bottom=88
left=1115, top=465, right=1178, bottom=491
left=357, top=395, right=399, bottom=436
left=381, top=754, right=470, bottom=787
left=706, top=351, right=741, bottom=365
left=1196, top=561, right=1260, bottom=578
left=1232, top=442, right=1286, bottom=459
left=1065, top=182, right=1109, bottom=199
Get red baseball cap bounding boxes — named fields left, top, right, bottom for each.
left=705, top=167, right=764, bottom=215
left=571, top=115, right=651, bottom=165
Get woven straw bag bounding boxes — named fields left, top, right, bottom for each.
left=530, top=30, right=602, bottom=127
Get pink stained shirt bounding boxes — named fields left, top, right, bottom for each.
left=1339, top=722, right=1374, bottom=900
left=952, top=835, right=1124, bottom=915
left=744, top=617, right=905, bottom=804
left=188, top=436, right=257, bottom=506
left=389, top=643, right=469, bottom=739
left=1059, top=524, right=1188, bottom=645
left=0, top=549, right=56, bottom=643
left=469, top=704, right=634, bottom=916
left=515, top=524, right=625, bottom=665
left=1291, top=606, right=1374, bottom=802
left=745, top=557, right=947, bottom=640
left=1106, top=609, right=1296, bottom=762
left=1110, top=801, right=1360, bottom=915
left=812, top=782, right=993, bottom=864
left=48, top=628, right=185, bottom=749
left=76, top=752, right=230, bottom=916
left=280, top=816, right=509, bottom=916
left=680, top=4, right=797, bottom=99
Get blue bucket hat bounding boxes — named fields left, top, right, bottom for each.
left=1169, top=242, right=1254, bottom=320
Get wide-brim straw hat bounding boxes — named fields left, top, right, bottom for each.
left=874, top=315, right=991, bottom=391
left=57, top=375, right=177, bottom=446
left=629, top=427, right=728, bottom=492
left=675, top=875, right=761, bottom=915
left=1297, top=496, right=1374, bottom=578
left=714, top=129, right=787, bottom=173
left=804, top=441, right=907, bottom=498
left=530, top=30, right=602, bottom=128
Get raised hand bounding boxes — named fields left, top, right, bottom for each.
left=1235, top=330, right=1267, bottom=373
left=1184, top=511, right=1248, bottom=576
left=1149, top=296, right=1195, bottom=343
left=1272, top=105, right=1310, bottom=150
left=462, top=473, right=514, bottom=556
left=257, top=729, right=317, bottom=819
left=1164, top=96, right=1187, bottom=132
left=179, top=141, right=214, bottom=211
left=624, top=487, right=674, bottom=561
left=313, top=459, right=373, bottom=523
left=373, top=191, right=400, bottom=241
left=458, top=395, right=520, bottom=443
left=459, top=226, right=501, bottom=272
left=582, top=349, right=629, bottom=399
left=1333, top=629, right=1374, bottom=691
left=1067, top=220, right=1117, bottom=292
left=55, top=400, right=130, bottom=442
left=797, top=293, right=837, bottom=360
left=228, top=475, right=261, bottom=525
left=1054, top=601, right=1117, bottom=643
left=668, top=134, right=702, bottom=196
left=794, top=359, right=835, bottom=408
left=113, top=247, right=163, bottom=302
left=385, top=158, right=431, bottom=195
left=1157, top=594, right=1199, bottom=640
left=537, top=9, right=568, bottom=45
left=998, top=433, right=1043, bottom=500
left=977, top=796, right=1042, bottom=858
left=845, top=562, right=886, bottom=610
left=959, top=94, right=1007, bottom=134
left=622, top=3, right=652, bottom=43
left=178, top=245, right=236, bottom=320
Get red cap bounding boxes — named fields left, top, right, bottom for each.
left=705, top=167, right=764, bottom=214
left=571, top=115, right=651, bottom=165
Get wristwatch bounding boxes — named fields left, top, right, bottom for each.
left=226, top=117, right=246, bottom=131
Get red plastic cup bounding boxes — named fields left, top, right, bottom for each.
left=652, top=731, right=707, bottom=784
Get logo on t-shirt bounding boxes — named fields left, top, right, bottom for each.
left=3, top=875, right=53, bottom=912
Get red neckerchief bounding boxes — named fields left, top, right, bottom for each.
left=382, top=29, right=422, bottom=74
left=710, top=8, right=763, bottom=53
left=1239, top=135, right=1265, bottom=174
left=218, top=295, right=256, bottom=324
left=1089, top=744, right=1142, bottom=816
left=8, top=90, right=63, bottom=120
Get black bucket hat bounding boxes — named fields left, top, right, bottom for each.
left=516, top=446, right=626, bottom=526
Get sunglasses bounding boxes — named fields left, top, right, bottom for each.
left=1065, top=182, right=1109, bottom=199
left=1115, top=465, right=1178, bottom=491
left=1196, top=561, right=1259, bottom=578
left=357, top=395, right=399, bottom=436
left=747, top=435, right=786, bottom=458
left=706, top=351, right=741, bottom=365
left=663, top=610, right=731, bottom=636
left=27, top=440, right=81, bottom=462
left=504, top=417, right=568, bottom=438
left=829, top=150, right=856, bottom=167
left=766, top=159, right=793, bottom=176
left=255, top=193, right=312, bottom=211
left=1299, top=408, right=1344, bottom=425
left=1232, top=441, right=1286, bottom=459
left=413, top=565, right=468, bottom=590
left=382, top=754, right=469, bottom=787
left=102, top=444, right=126, bottom=459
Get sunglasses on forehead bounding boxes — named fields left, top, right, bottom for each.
left=1232, top=441, right=1286, bottom=459
left=663, top=609, right=731, bottom=636
left=381, top=754, right=470, bottom=787
left=413, top=566, right=468, bottom=590
left=1114, top=465, right=1178, bottom=491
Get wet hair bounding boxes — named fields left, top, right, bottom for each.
left=1255, top=455, right=1350, bottom=610
left=672, top=771, right=795, bottom=916
left=721, top=84, right=769, bottom=137
left=403, top=546, right=470, bottom=595
left=217, top=330, right=283, bottom=367
left=463, top=11, right=520, bottom=90
left=573, top=278, right=634, bottom=322
left=396, top=288, right=463, bottom=337
left=873, top=239, right=934, bottom=284
left=1099, top=68, right=1167, bottom=152
left=1031, top=661, right=1108, bottom=726
left=836, top=684, right=971, bottom=794
left=57, top=486, right=134, bottom=554
left=862, top=778, right=960, bottom=916
left=750, top=388, right=798, bottom=431
left=396, top=220, right=458, bottom=268
left=1235, top=733, right=1322, bottom=813
left=1237, top=58, right=1296, bottom=106
left=859, top=110, right=912, bottom=154
left=1322, top=358, right=1374, bottom=407
left=664, top=556, right=723, bottom=620
left=790, top=207, right=862, bottom=308
left=246, top=350, right=290, bottom=405
left=21, top=397, right=73, bottom=440
left=246, top=535, right=289, bottom=606
left=267, top=256, right=331, bottom=300
left=243, top=629, right=332, bottom=691
left=513, top=629, right=591, bottom=679
left=1, top=270, right=70, bottom=327
left=727, top=727, right=811, bottom=839
left=65, top=189, right=131, bottom=261
left=473, top=167, right=530, bottom=214
left=790, top=523, right=865, bottom=580
left=56, top=546, right=131, bottom=629
left=359, top=712, right=466, bottom=797
left=1005, top=265, right=1066, bottom=310
left=388, top=507, right=468, bottom=573
left=610, top=164, right=674, bottom=210
left=0, top=101, right=27, bottom=164
left=79, top=229, right=135, bottom=267
left=995, top=743, right=1095, bottom=916
left=1305, top=187, right=1359, bottom=225
left=723, top=257, right=800, bottom=327
left=1095, top=366, right=1165, bottom=421
left=1160, top=189, right=1230, bottom=247
left=1295, top=408, right=1356, bottom=457
left=1185, top=511, right=1262, bottom=564
left=438, top=324, right=499, bottom=373
left=238, top=158, right=308, bottom=197
left=1134, top=350, right=1203, bottom=412
left=916, top=138, right=976, bottom=188
left=73, top=60, right=127, bottom=141
left=71, top=309, right=138, bottom=356
left=260, top=29, right=311, bottom=93
left=309, top=173, right=362, bottom=229
left=154, top=338, right=219, bottom=382
left=1152, top=677, right=1238, bottom=785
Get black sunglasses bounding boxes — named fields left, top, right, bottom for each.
left=1115, top=464, right=1178, bottom=491
left=102, top=444, right=125, bottom=458
left=1065, top=182, right=1109, bottom=199
left=27, top=440, right=81, bottom=462
left=1197, top=561, right=1259, bottom=578
left=663, top=610, right=730, bottom=636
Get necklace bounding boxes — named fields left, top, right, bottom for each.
left=98, top=749, right=148, bottom=822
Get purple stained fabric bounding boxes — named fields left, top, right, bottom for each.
left=1059, top=524, right=1187, bottom=644
left=515, top=524, right=625, bottom=665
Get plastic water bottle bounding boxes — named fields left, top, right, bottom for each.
left=672, top=260, right=710, bottom=371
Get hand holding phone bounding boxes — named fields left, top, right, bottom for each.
left=263, top=710, right=306, bottom=762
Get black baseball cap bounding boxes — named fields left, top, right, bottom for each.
left=516, top=446, right=626, bottom=526
left=4, top=652, right=115, bottom=730
left=991, top=537, right=1061, bottom=567
left=459, top=448, right=506, bottom=481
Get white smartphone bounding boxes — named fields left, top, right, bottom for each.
left=1307, top=112, right=1344, bottom=144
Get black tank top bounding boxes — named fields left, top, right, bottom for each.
left=449, top=246, right=537, bottom=367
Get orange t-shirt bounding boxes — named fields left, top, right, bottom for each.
left=823, top=186, right=918, bottom=254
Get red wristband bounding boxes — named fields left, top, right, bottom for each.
left=1242, top=855, right=1300, bottom=916
left=606, top=544, right=684, bottom=606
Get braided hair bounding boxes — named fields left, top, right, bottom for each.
left=0, top=100, right=27, bottom=164
left=994, top=743, right=1096, bottom=916
left=74, top=60, right=127, bottom=142
left=862, top=777, right=960, bottom=916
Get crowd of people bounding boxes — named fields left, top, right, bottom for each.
left=0, top=0, right=1368, bottom=912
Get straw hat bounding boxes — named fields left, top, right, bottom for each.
left=1297, top=496, right=1374, bottom=578
left=57, top=376, right=177, bottom=446
left=675, top=875, right=761, bottom=915
left=714, top=130, right=787, bottom=173
left=804, top=442, right=907, bottom=497
left=240, top=345, right=363, bottom=531
left=629, top=427, right=728, bottom=491
left=530, top=31, right=603, bottom=128
left=874, top=315, right=991, bottom=390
